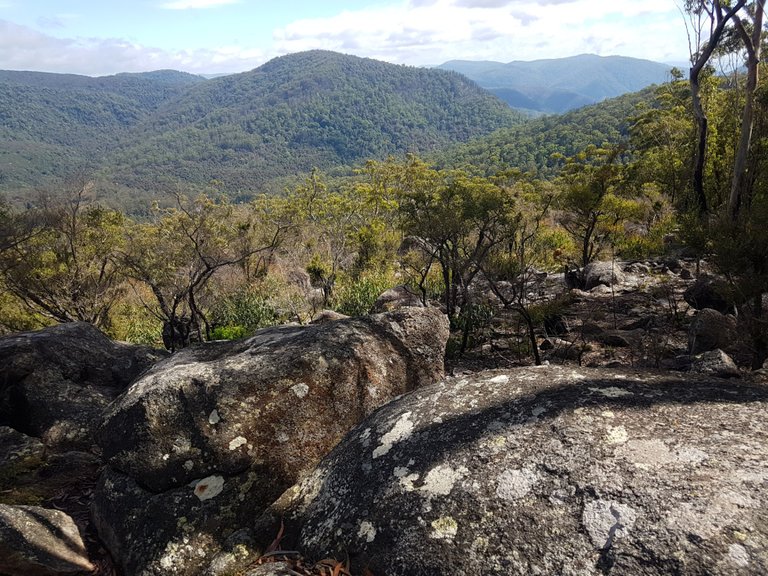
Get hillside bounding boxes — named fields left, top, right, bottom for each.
left=102, top=50, right=527, bottom=197
left=438, top=54, right=672, bottom=113
left=432, top=87, right=654, bottom=176
left=0, top=70, right=205, bottom=193
left=0, top=51, right=525, bottom=202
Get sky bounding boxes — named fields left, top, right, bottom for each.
left=0, top=0, right=692, bottom=77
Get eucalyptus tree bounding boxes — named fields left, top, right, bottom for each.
left=120, top=192, right=286, bottom=350
left=0, top=180, right=126, bottom=329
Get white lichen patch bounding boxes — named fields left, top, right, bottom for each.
left=373, top=411, right=414, bottom=459
left=590, top=386, right=633, bottom=398
left=728, top=543, right=750, bottom=567
left=420, top=464, right=467, bottom=496
left=430, top=516, right=458, bottom=540
left=360, top=427, right=371, bottom=448
left=208, top=409, right=220, bottom=425
left=228, top=436, right=247, bottom=450
left=489, top=375, right=509, bottom=385
left=397, top=468, right=420, bottom=492
left=183, top=460, right=194, bottom=471
left=531, top=405, right=547, bottom=418
left=496, top=468, right=539, bottom=500
left=193, top=475, right=225, bottom=501
left=601, top=410, right=615, bottom=418
left=291, top=383, right=310, bottom=398
left=357, top=520, right=377, bottom=543
left=582, top=499, right=637, bottom=549
left=605, top=425, right=629, bottom=444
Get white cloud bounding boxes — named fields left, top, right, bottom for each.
left=160, top=0, right=240, bottom=10
left=0, top=0, right=690, bottom=76
left=0, top=19, right=264, bottom=75
left=273, top=0, right=689, bottom=65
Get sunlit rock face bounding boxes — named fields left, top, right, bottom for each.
left=92, top=307, right=449, bottom=576
left=253, top=366, right=768, bottom=576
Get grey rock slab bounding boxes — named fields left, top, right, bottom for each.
left=583, top=261, right=626, bottom=291
left=0, top=425, right=45, bottom=467
left=255, top=366, right=768, bottom=576
left=688, top=308, right=738, bottom=355
left=0, top=504, right=94, bottom=575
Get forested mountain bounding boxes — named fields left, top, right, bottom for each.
left=432, top=87, right=653, bottom=176
left=103, top=50, right=526, bottom=197
left=0, top=51, right=526, bottom=202
left=438, top=54, right=673, bottom=113
left=0, top=69, right=205, bottom=194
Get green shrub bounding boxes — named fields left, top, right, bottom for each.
left=209, top=288, right=279, bottom=338
left=331, top=270, right=396, bottom=317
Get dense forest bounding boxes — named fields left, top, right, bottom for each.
left=0, top=51, right=525, bottom=206
left=1, top=0, right=767, bottom=370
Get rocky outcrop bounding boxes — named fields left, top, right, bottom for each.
left=684, top=275, right=734, bottom=313
left=251, top=366, right=768, bottom=576
left=0, top=322, right=166, bottom=450
left=690, top=349, right=741, bottom=378
left=583, top=261, right=625, bottom=291
left=92, top=308, right=449, bottom=576
left=688, top=308, right=738, bottom=355
left=0, top=504, right=94, bottom=575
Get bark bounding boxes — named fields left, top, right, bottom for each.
left=688, top=0, right=748, bottom=217
left=728, top=0, right=765, bottom=220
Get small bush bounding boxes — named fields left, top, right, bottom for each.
left=331, top=270, right=396, bottom=316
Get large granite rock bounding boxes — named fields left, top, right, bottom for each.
left=688, top=308, right=738, bottom=355
left=252, top=366, right=768, bottom=576
left=583, top=261, right=626, bottom=291
left=92, top=307, right=449, bottom=576
left=0, top=504, right=94, bottom=575
left=0, top=322, right=166, bottom=450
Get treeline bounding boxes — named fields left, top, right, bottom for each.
left=0, top=145, right=672, bottom=357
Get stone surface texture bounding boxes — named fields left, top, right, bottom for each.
left=0, top=322, right=165, bottom=449
left=92, top=307, right=449, bottom=576
left=0, top=504, right=94, bottom=575
left=583, top=261, right=626, bottom=291
left=252, top=365, right=768, bottom=576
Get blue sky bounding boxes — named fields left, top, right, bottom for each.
left=0, top=0, right=692, bottom=76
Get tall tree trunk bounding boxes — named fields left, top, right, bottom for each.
left=688, top=0, right=748, bottom=217
left=729, top=0, right=765, bottom=220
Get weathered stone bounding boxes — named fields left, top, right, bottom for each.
left=684, top=275, right=734, bottom=313
left=583, top=261, right=625, bottom=291
left=0, top=322, right=166, bottom=450
left=0, top=426, right=45, bottom=468
left=688, top=308, right=738, bottom=355
left=93, top=308, right=449, bottom=576
left=593, top=330, right=632, bottom=348
left=0, top=504, right=94, bottom=575
left=309, top=309, right=348, bottom=324
left=691, top=349, right=741, bottom=378
left=251, top=366, right=768, bottom=576
left=370, top=285, right=425, bottom=313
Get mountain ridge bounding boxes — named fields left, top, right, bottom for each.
left=437, top=53, right=673, bottom=113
